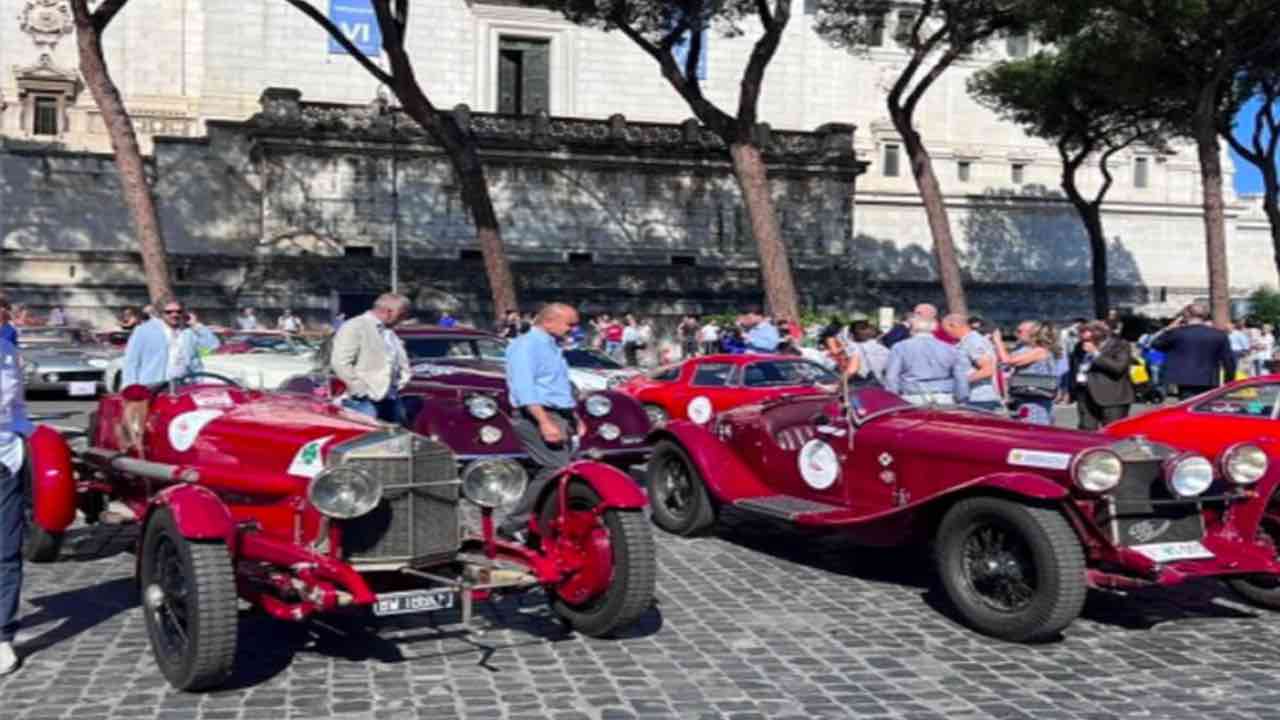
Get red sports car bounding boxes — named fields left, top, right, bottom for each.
left=617, top=354, right=837, bottom=427
left=1106, top=375, right=1280, bottom=606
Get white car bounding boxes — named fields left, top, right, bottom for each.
left=106, top=331, right=319, bottom=391
left=563, top=348, right=642, bottom=392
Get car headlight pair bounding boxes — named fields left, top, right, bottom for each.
left=1073, top=443, right=1269, bottom=499
left=461, top=458, right=528, bottom=509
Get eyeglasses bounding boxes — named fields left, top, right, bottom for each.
left=164, top=309, right=184, bottom=315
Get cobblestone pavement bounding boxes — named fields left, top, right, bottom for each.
left=5, top=400, right=1280, bottom=719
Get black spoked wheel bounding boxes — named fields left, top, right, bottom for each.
left=540, top=482, right=656, bottom=638
left=645, top=441, right=715, bottom=536
left=1227, top=508, right=1280, bottom=609
left=936, top=497, right=1086, bottom=642
left=140, top=509, right=238, bottom=691
left=643, top=404, right=669, bottom=427
left=20, top=461, right=62, bottom=563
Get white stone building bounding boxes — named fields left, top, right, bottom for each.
left=0, top=0, right=1273, bottom=324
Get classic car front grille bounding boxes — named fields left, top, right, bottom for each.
left=338, top=434, right=460, bottom=566
left=44, top=371, right=102, bottom=383
left=1105, top=460, right=1205, bottom=547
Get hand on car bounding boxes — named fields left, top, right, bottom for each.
left=576, top=418, right=588, bottom=439
left=540, top=420, right=565, bottom=444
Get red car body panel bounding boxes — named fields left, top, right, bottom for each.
left=1104, top=376, right=1280, bottom=458
left=27, top=425, right=76, bottom=533
left=619, top=354, right=831, bottom=423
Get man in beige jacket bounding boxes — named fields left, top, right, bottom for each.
left=331, top=293, right=413, bottom=422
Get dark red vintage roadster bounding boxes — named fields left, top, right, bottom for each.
left=646, top=388, right=1280, bottom=641
left=24, top=375, right=656, bottom=691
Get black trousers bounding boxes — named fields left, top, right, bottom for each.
left=1176, top=385, right=1213, bottom=401
left=1077, top=395, right=1130, bottom=431
left=502, top=413, right=574, bottom=532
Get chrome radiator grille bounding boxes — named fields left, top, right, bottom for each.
left=334, top=432, right=460, bottom=566
left=1106, top=460, right=1204, bottom=547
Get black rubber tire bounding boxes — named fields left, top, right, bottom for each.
left=645, top=440, right=716, bottom=536
left=20, top=461, right=62, bottom=563
left=140, top=509, right=238, bottom=691
left=1227, top=514, right=1280, bottom=609
left=540, top=482, right=656, bottom=638
left=935, top=497, right=1086, bottom=642
left=642, top=404, right=669, bottom=427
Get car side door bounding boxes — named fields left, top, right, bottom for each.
left=678, top=361, right=740, bottom=423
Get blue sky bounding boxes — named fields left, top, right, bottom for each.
left=1231, top=96, right=1276, bottom=194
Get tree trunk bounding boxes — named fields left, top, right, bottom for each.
left=1194, top=117, right=1231, bottom=326
left=895, top=117, right=967, bottom=315
left=728, top=143, right=800, bottom=322
left=1262, top=166, right=1280, bottom=286
left=72, top=8, right=173, bottom=304
left=1080, top=206, right=1109, bottom=319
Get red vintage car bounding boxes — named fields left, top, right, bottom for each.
left=646, top=387, right=1280, bottom=641
left=617, top=354, right=837, bottom=427
left=24, top=376, right=656, bottom=691
left=1105, top=375, right=1280, bottom=606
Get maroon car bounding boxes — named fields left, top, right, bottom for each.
left=646, top=387, right=1280, bottom=641
left=286, top=326, right=651, bottom=471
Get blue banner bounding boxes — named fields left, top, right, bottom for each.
left=328, top=0, right=382, bottom=57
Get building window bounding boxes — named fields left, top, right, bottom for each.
left=867, top=13, right=886, bottom=46
left=32, top=96, right=59, bottom=135
left=1134, top=156, right=1149, bottom=188
left=1006, top=33, right=1029, bottom=58
left=883, top=143, right=900, bottom=177
left=894, top=11, right=917, bottom=44
left=1011, top=162, right=1025, bottom=184
left=497, top=37, right=550, bottom=116
left=957, top=160, right=971, bottom=183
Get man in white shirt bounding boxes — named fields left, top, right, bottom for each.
left=236, top=308, right=258, bottom=331
left=0, top=332, right=31, bottom=675
left=330, top=294, right=412, bottom=422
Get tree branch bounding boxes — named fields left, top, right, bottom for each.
left=92, top=0, right=130, bottom=33
left=754, top=0, right=773, bottom=30
left=903, top=44, right=961, bottom=119
left=1093, top=143, right=1129, bottom=207
left=736, top=0, right=789, bottom=132
left=285, top=0, right=393, bottom=86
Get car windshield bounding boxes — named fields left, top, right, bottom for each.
left=742, top=360, right=837, bottom=388
left=403, top=336, right=507, bottom=361
left=564, top=349, right=624, bottom=370
left=1193, top=384, right=1280, bottom=419
left=17, top=328, right=93, bottom=346
left=221, top=333, right=314, bottom=354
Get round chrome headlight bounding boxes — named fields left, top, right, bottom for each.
left=1073, top=449, right=1123, bottom=493
left=1166, top=455, right=1215, bottom=498
left=461, top=459, right=528, bottom=509
left=478, top=425, right=503, bottom=445
left=1222, top=443, right=1269, bottom=485
left=307, top=465, right=382, bottom=519
left=465, top=395, right=499, bottom=420
left=585, top=394, right=613, bottom=417
left=598, top=422, right=621, bottom=441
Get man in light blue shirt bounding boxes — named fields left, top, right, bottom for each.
left=742, top=310, right=780, bottom=353
left=121, top=296, right=219, bottom=387
left=943, top=313, right=1000, bottom=411
left=501, top=303, right=584, bottom=541
left=0, top=334, right=32, bottom=675
left=885, top=315, right=970, bottom=405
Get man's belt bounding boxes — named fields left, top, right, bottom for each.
left=518, top=406, right=576, bottom=423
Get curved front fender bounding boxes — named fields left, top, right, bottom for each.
left=146, top=484, right=236, bottom=542
left=965, top=472, right=1070, bottom=501
left=554, top=460, right=646, bottom=508
left=647, top=421, right=775, bottom=502
left=27, top=425, right=76, bottom=533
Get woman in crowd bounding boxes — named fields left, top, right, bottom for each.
left=994, top=320, right=1061, bottom=425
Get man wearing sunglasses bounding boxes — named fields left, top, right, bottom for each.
left=121, top=295, right=219, bottom=387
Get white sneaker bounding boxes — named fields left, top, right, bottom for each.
left=0, top=642, right=17, bottom=676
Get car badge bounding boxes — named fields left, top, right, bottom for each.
left=878, top=452, right=894, bottom=467
left=879, top=470, right=896, bottom=485
left=1128, top=519, right=1173, bottom=544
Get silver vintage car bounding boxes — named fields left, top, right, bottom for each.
left=19, top=327, right=119, bottom=396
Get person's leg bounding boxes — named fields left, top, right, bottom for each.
left=0, top=464, right=22, bottom=648
left=341, top=397, right=378, bottom=418
left=374, top=395, right=406, bottom=425
left=1077, top=397, right=1102, bottom=431
left=502, top=415, right=573, bottom=535
left=1101, top=403, right=1129, bottom=424
left=1177, top=385, right=1209, bottom=401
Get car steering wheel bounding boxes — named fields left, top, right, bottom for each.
left=165, top=371, right=245, bottom=395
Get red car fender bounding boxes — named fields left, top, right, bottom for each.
left=550, top=460, right=647, bottom=509
left=647, top=422, right=776, bottom=501
left=965, top=472, right=1071, bottom=501
left=144, top=484, right=236, bottom=543
left=27, top=425, right=76, bottom=533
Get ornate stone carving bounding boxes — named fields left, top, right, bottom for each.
left=18, top=0, right=74, bottom=50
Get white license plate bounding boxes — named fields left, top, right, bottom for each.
left=372, top=589, right=455, bottom=617
left=1132, top=540, right=1215, bottom=563
left=67, top=381, right=97, bottom=397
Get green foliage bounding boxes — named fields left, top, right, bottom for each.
left=1249, top=288, right=1280, bottom=328
left=813, top=0, right=1035, bottom=58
